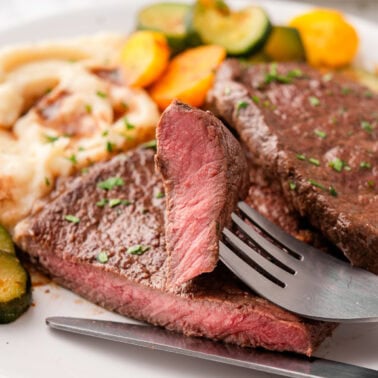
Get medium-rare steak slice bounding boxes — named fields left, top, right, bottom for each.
left=207, top=60, right=378, bottom=274
left=155, top=100, right=249, bottom=286
left=14, top=149, right=335, bottom=356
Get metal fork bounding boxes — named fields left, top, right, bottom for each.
left=219, top=202, right=378, bottom=323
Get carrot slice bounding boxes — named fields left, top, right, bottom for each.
left=120, top=31, right=170, bottom=88
left=150, top=45, right=226, bottom=110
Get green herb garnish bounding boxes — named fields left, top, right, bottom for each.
left=127, top=244, right=150, bottom=255
left=109, top=198, right=122, bottom=208
left=314, top=130, right=327, bottom=139
left=361, top=121, right=374, bottom=133
left=96, top=251, right=108, bottom=264
left=85, top=104, right=92, bottom=114
left=102, top=130, right=109, bottom=137
left=45, top=134, right=60, bottom=143
left=67, top=154, right=78, bottom=165
left=96, top=90, right=107, bottom=98
left=308, top=179, right=327, bottom=190
left=97, top=177, right=124, bottom=190
left=141, top=140, right=157, bottom=150
left=308, top=158, right=320, bottom=166
left=124, top=118, right=135, bottom=130
left=329, top=186, right=338, bottom=197
left=81, top=167, right=89, bottom=174
left=45, top=177, right=50, bottom=187
left=236, top=100, right=249, bottom=113
left=360, top=161, right=372, bottom=169
left=341, top=87, right=352, bottom=95
left=364, top=91, right=373, bottom=99
left=96, top=198, right=109, bottom=207
left=64, top=215, right=80, bottom=224
left=251, top=95, right=260, bottom=104
left=309, top=96, right=320, bottom=107
left=156, top=191, right=165, bottom=199
left=329, top=158, right=344, bottom=172
left=322, top=73, right=333, bottom=82
left=367, top=180, right=376, bottom=188
left=296, top=153, right=306, bottom=161
left=289, top=181, right=296, bottom=190
left=106, top=141, right=114, bottom=153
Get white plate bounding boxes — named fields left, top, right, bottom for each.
left=0, top=1, right=377, bottom=377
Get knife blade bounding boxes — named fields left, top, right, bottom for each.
left=46, top=317, right=376, bottom=378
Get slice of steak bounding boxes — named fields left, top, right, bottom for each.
left=155, top=100, right=249, bottom=286
left=207, top=60, right=378, bottom=274
left=14, top=149, right=335, bottom=356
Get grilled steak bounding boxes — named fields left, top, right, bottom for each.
left=207, top=60, right=378, bottom=274
left=15, top=148, right=335, bottom=356
left=156, top=101, right=249, bottom=286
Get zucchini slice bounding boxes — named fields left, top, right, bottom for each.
left=263, top=26, right=306, bottom=62
left=0, top=251, right=31, bottom=324
left=192, top=3, right=272, bottom=56
left=137, top=2, right=200, bottom=53
left=0, top=225, right=15, bottom=255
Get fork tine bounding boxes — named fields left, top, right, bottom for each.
left=219, top=240, right=284, bottom=299
left=231, top=212, right=300, bottom=271
left=238, top=202, right=318, bottom=259
left=222, top=228, right=294, bottom=285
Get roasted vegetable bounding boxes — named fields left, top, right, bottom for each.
left=150, top=44, right=226, bottom=110
left=192, top=0, right=271, bottom=56
left=290, top=9, right=359, bottom=68
left=137, top=2, right=200, bottom=53
left=120, top=31, right=170, bottom=88
left=0, top=224, right=15, bottom=255
left=0, top=251, right=32, bottom=324
left=263, top=26, right=306, bottom=62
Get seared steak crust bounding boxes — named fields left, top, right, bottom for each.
left=15, top=149, right=335, bottom=356
left=156, top=101, right=249, bottom=286
left=207, top=60, right=378, bottom=274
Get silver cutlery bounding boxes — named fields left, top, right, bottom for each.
left=219, top=202, right=378, bottom=322
left=46, top=317, right=377, bottom=378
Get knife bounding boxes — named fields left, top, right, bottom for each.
left=46, top=317, right=376, bottom=378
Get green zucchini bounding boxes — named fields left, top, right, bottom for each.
left=0, top=251, right=31, bottom=324
left=0, top=225, right=15, bottom=255
left=192, top=2, right=272, bottom=56
left=263, top=26, right=306, bottom=62
left=137, top=2, right=200, bottom=54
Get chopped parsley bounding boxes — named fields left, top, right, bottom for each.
left=309, top=96, right=320, bottom=107
left=81, top=167, right=89, bottom=174
left=97, top=177, right=124, bottom=190
left=109, top=198, right=123, bottom=208
left=364, top=91, right=373, bottom=99
left=156, top=191, right=165, bottom=199
left=127, top=244, right=150, bottom=256
left=314, top=130, right=327, bottom=139
left=308, top=179, right=326, bottom=190
left=360, top=161, right=372, bottom=169
left=45, top=177, right=51, bottom=187
left=289, top=181, right=296, bottom=190
left=96, top=90, right=107, bottom=98
left=67, top=154, right=78, bottom=165
left=85, top=104, right=92, bottom=114
left=106, top=141, right=115, bottom=153
left=102, top=130, right=109, bottom=137
left=120, top=101, right=129, bottom=110
left=361, top=121, right=374, bottom=133
left=64, top=215, right=80, bottom=224
left=322, top=73, right=333, bottom=82
left=296, top=153, right=306, bottom=161
left=96, top=198, right=109, bottom=207
left=236, top=100, right=249, bottom=113
left=45, top=134, right=59, bottom=143
left=251, top=95, right=260, bottom=104
left=121, top=200, right=132, bottom=206
left=329, top=158, right=345, bottom=172
left=329, top=186, right=338, bottom=197
left=367, top=180, right=376, bottom=188
left=124, top=118, right=135, bottom=130
left=96, top=251, right=109, bottom=264
left=141, top=140, right=157, bottom=150
left=341, top=87, right=352, bottom=95
left=308, top=158, right=320, bottom=166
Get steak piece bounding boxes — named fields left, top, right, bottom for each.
left=207, top=60, right=378, bottom=274
left=14, top=149, right=335, bottom=356
left=155, top=101, right=249, bottom=286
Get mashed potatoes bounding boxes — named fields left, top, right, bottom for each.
left=0, top=34, right=160, bottom=230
